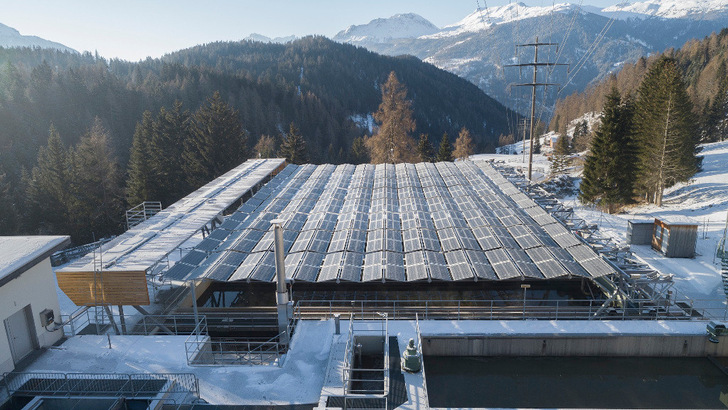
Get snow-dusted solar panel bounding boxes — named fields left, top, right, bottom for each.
left=486, top=248, right=521, bottom=280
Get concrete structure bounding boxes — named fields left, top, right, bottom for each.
left=652, top=217, right=699, bottom=258
left=0, top=236, right=70, bottom=374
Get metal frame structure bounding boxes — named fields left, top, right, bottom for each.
left=341, top=312, right=389, bottom=409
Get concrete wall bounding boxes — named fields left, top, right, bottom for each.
left=0, top=258, right=63, bottom=374
left=422, top=334, right=728, bottom=357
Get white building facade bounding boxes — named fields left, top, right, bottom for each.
left=0, top=236, right=70, bottom=374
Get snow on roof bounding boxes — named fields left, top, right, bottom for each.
left=0, top=236, right=70, bottom=286
left=657, top=216, right=699, bottom=226
left=59, top=158, right=285, bottom=274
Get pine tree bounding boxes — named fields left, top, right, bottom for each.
left=349, top=136, right=369, bottom=164
left=453, top=127, right=475, bottom=160
left=579, top=88, right=637, bottom=213
left=571, top=120, right=591, bottom=152
left=26, top=125, right=71, bottom=234
left=548, top=134, right=572, bottom=177
left=184, top=91, right=249, bottom=188
left=704, top=72, right=728, bottom=142
left=633, top=57, right=699, bottom=206
left=254, top=134, right=277, bottom=158
left=279, top=122, right=308, bottom=165
left=126, top=111, right=154, bottom=207
left=149, top=101, right=191, bottom=205
left=437, top=132, right=453, bottom=162
left=0, top=170, right=17, bottom=235
left=416, top=133, right=435, bottom=162
left=365, top=71, right=417, bottom=163
left=67, top=118, right=124, bottom=242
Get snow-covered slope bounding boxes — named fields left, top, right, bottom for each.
left=601, top=0, right=728, bottom=20
left=334, top=13, right=439, bottom=43
left=428, top=2, right=585, bottom=38
left=0, top=22, right=76, bottom=53
left=333, top=2, right=728, bottom=116
left=568, top=140, right=728, bottom=312
left=244, top=33, right=297, bottom=44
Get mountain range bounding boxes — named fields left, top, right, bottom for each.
left=0, top=22, right=75, bottom=53
left=334, top=0, right=728, bottom=115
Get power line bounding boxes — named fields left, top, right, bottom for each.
left=506, top=37, right=568, bottom=181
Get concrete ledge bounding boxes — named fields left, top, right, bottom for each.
left=422, top=334, right=728, bottom=357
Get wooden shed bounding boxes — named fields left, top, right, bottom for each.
left=652, top=217, right=698, bottom=258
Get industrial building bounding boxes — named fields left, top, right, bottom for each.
left=3, top=158, right=718, bottom=410
left=0, top=236, right=70, bottom=374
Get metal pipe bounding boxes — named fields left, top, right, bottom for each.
left=272, top=219, right=290, bottom=344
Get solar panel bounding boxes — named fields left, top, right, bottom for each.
left=485, top=248, right=521, bottom=280
left=289, top=251, right=325, bottom=282
left=526, top=247, right=570, bottom=279
left=466, top=250, right=498, bottom=280
left=445, top=250, right=475, bottom=281
left=548, top=247, right=590, bottom=277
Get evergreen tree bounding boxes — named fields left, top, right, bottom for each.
left=437, top=132, right=453, bottom=162
left=633, top=57, right=699, bottom=206
left=579, top=88, right=637, bottom=213
left=453, top=127, right=475, bottom=160
left=349, top=136, right=369, bottom=164
left=183, top=91, right=249, bottom=188
left=571, top=120, right=591, bottom=152
left=279, top=122, right=308, bottom=165
left=704, top=71, right=728, bottom=142
left=67, top=118, right=124, bottom=242
left=26, top=125, right=71, bottom=234
left=149, top=101, right=191, bottom=205
left=254, top=134, right=277, bottom=158
left=0, top=170, right=17, bottom=235
left=416, top=133, right=435, bottom=162
left=548, top=134, right=572, bottom=177
left=125, top=111, right=154, bottom=207
left=365, top=71, right=417, bottom=163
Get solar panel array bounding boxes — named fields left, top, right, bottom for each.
left=165, top=160, right=615, bottom=283
left=60, top=158, right=285, bottom=274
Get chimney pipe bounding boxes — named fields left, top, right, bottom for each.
left=271, top=219, right=290, bottom=344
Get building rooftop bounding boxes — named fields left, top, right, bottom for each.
left=58, top=158, right=285, bottom=276
left=0, top=236, right=70, bottom=287
left=164, top=160, right=615, bottom=284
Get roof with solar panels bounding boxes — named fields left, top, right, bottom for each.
left=163, top=160, right=615, bottom=284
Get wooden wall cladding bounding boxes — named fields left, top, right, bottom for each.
left=56, top=271, right=150, bottom=306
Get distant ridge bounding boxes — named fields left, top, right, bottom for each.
left=0, top=22, right=76, bottom=53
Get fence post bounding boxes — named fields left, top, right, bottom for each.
left=555, top=300, right=559, bottom=320
left=458, top=301, right=461, bottom=321
left=128, top=374, right=134, bottom=396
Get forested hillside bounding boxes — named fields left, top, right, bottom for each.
left=551, top=28, right=728, bottom=142
left=0, top=36, right=519, bottom=241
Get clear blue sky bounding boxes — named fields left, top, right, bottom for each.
left=1, top=0, right=620, bottom=61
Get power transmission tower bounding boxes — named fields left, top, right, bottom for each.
left=506, top=36, right=567, bottom=181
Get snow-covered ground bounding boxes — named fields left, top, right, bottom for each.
left=25, top=320, right=333, bottom=405
left=557, top=140, right=728, bottom=314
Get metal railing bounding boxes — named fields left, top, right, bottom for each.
left=50, top=237, right=115, bottom=266
left=126, top=201, right=162, bottom=230
left=415, top=313, right=429, bottom=406
left=292, top=298, right=727, bottom=321
left=183, top=318, right=287, bottom=366
left=2, top=372, right=199, bottom=400
left=342, top=313, right=389, bottom=409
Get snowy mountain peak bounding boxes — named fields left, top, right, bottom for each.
left=244, top=33, right=297, bottom=44
left=428, top=3, right=585, bottom=38
left=333, top=13, right=439, bottom=44
left=0, top=22, right=76, bottom=53
left=601, top=0, right=728, bottom=19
